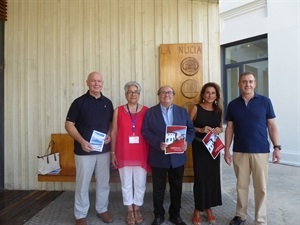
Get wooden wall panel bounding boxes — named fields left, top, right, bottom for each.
left=160, top=43, right=203, bottom=176
left=4, top=0, right=220, bottom=190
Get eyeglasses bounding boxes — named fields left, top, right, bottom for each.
left=126, top=91, right=140, bottom=95
left=159, top=91, right=174, bottom=95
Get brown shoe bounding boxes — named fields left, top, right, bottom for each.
left=134, top=209, right=143, bottom=224
left=127, top=210, right=135, bottom=225
left=97, top=211, right=113, bottom=223
left=75, top=218, right=87, bottom=225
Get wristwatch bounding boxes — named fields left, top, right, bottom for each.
left=273, top=145, right=281, bottom=150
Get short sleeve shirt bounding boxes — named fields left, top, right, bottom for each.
left=225, top=93, right=276, bottom=153
left=66, top=91, right=114, bottom=155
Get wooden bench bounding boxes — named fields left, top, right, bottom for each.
left=38, top=133, right=194, bottom=183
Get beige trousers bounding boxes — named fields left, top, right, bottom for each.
left=233, top=152, right=269, bottom=225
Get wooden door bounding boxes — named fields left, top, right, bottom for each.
left=160, top=43, right=203, bottom=178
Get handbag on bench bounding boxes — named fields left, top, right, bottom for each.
left=37, top=140, right=61, bottom=175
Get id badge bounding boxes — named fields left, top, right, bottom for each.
left=129, top=136, right=139, bottom=144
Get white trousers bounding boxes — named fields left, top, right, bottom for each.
left=74, top=153, right=110, bottom=219
left=118, top=166, right=147, bottom=206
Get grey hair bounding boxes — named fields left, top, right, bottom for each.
left=124, top=81, right=142, bottom=93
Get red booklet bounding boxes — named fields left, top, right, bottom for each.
left=165, top=125, right=187, bottom=154
left=202, top=131, right=225, bottom=159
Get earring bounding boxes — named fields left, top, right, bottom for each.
left=202, top=99, right=205, bottom=103
left=215, top=100, right=217, bottom=105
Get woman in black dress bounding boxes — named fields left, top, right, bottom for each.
left=189, top=82, right=223, bottom=225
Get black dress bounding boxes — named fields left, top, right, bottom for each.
left=192, top=104, right=222, bottom=211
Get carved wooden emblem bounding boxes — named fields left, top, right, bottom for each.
left=182, top=101, right=197, bottom=112
left=181, top=79, right=200, bottom=99
left=180, top=57, right=199, bottom=76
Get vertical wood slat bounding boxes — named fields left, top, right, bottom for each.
left=4, top=0, right=220, bottom=190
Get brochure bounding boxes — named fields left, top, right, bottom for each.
left=202, top=131, right=225, bottom=159
left=47, top=168, right=62, bottom=174
left=165, top=125, right=187, bottom=154
left=89, top=130, right=106, bottom=152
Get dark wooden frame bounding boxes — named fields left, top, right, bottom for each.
left=0, top=19, right=4, bottom=190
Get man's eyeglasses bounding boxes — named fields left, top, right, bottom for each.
left=159, top=91, right=174, bottom=95
left=127, top=91, right=140, bottom=95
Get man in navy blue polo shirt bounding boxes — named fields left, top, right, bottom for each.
left=65, top=71, right=114, bottom=225
left=224, top=71, right=281, bottom=225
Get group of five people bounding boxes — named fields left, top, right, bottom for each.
left=65, top=71, right=281, bottom=225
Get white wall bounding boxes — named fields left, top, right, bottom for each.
left=220, top=0, right=300, bottom=166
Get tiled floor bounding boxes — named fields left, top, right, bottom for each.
left=25, top=161, right=300, bottom=225
left=24, top=191, right=254, bottom=225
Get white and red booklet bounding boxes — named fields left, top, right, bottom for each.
left=164, top=125, right=187, bottom=154
left=202, top=131, right=225, bottom=159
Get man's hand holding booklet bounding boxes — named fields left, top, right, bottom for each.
left=164, top=125, right=187, bottom=154
left=89, top=130, right=106, bottom=152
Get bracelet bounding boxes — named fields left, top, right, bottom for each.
left=273, top=145, right=281, bottom=150
left=110, top=151, right=115, bottom=154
